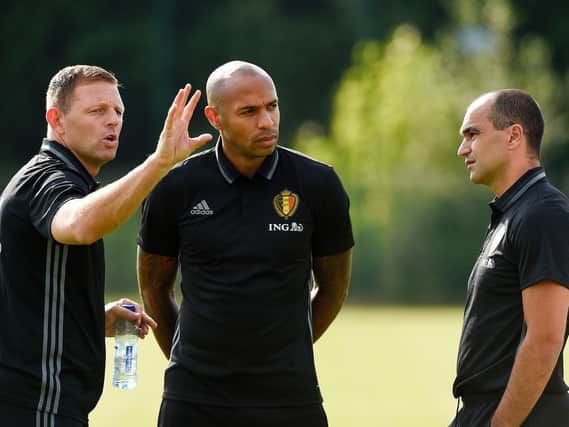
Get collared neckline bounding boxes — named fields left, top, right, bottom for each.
left=490, top=167, right=546, bottom=214
left=40, top=139, right=100, bottom=190
left=214, top=137, right=279, bottom=184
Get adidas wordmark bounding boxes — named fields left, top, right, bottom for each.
left=190, top=200, right=214, bottom=215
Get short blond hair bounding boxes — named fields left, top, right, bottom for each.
left=46, top=65, right=119, bottom=112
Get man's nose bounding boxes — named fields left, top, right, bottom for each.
left=457, top=139, right=470, bottom=157
left=106, top=111, right=122, bottom=126
left=258, top=109, right=275, bottom=128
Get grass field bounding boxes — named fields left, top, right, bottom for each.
left=90, top=305, right=566, bottom=426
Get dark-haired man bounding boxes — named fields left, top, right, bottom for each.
left=0, top=65, right=212, bottom=426
left=450, top=89, right=569, bottom=426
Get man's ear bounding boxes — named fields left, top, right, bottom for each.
left=46, top=107, right=64, bottom=134
left=204, top=106, right=221, bottom=130
left=507, top=124, right=524, bottom=150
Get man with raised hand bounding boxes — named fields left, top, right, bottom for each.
left=0, top=65, right=211, bottom=426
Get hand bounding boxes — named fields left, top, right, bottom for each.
left=105, top=298, right=158, bottom=338
left=153, top=84, right=213, bottom=167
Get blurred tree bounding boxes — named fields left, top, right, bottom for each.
left=512, top=0, right=569, bottom=71
left=2, top=0, right=569, bottom=299
left=296, top=0, right=568, bottom=303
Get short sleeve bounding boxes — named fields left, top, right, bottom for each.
left=514, top=204, right=569, bottom=290
left=29, top=170, right=85, bottom=240
left=137, top=176, right=179, bottom=257
left=311, top=167, right=354, bottom=257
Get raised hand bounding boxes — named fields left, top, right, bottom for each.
left=155, top=84, right=213, bottom=167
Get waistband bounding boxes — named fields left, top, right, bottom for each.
left=461, top=390, right=569, bottom=405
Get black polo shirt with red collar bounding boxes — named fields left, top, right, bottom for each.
left=453, top=167, right=569, bottom=398
left=138, top=141, right=354, bottom=406
left=0, top=139, right=106, bottom=424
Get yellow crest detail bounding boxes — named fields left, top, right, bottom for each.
left=273, top=189, right=299, bottom=219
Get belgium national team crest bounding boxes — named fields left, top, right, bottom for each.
left=273, top=189, right=299, bottom=220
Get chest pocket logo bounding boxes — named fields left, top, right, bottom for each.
left=190, top=199, right=214, bottom=215
left=481, top=223, right=507, bottom=269
left=273, top=189, right=299, bottom=219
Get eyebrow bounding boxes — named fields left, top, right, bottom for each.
left=88, top=101, right=124, bottom=111
left=236, top=98, right=278, bottom=112
left=460, top=126, right=479, bottom=136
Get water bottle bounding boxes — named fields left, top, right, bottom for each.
left=112, top=304, right=138, bottom=389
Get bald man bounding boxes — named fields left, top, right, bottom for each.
left=137, top=61, right=354, bottom=427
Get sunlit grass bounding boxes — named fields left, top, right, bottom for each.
left=315, top=305, right=461, bottom=427
left=91, top=305, right=568, bottom=427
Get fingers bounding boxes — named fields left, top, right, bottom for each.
left=163, top=84, right=192, bottom=131
left=140, top=312, right=158, bottom=330
left=163, top=90, right=182, bottom=131
left=180, top=89, right=202, bottom=124
left=107, top=298, right=157, bottom=331
left=136, top=312, right=158, bottom=338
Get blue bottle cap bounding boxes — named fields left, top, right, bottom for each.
left=121, top=304, right=136, bottom=313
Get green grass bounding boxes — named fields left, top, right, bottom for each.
left=314, top=306, right=462, bottom=427
left=90, top=305, right=567, bottom=426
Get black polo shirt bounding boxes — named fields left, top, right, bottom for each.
left=0, top=139, right=105, bottom=424
left=453, top=167, right=569, bottom=398
left=138, top=141, right=354, bottom=406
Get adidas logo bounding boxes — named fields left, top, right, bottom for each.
left=190, top=200, right=214, bottom=215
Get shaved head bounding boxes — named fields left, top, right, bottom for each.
left=206, top=61, right=274, bottom=107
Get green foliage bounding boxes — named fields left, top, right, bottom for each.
left=297, top=0, right=567, bottom=303
left=103, top=212, right=140, bottom=294
left=3, top=0, right=569, bottom=303
left=0, top=0, right=356, bottom=165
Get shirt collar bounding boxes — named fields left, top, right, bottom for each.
left=490, top=166, right=546, bottom=214
left=214, top=137, right=279, bottom=184
left=40, top=138, right=100, bottom=190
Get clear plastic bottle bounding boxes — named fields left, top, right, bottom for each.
left=112, top=304, right=138, bottom=389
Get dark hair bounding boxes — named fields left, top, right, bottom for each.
left=46, top=65, right=119, bottom=112
left=487, top=89, right=544, bottom=157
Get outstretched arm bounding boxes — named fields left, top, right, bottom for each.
left=51, top=85, right=212, bottom=245
left=491, top=281, right=569, bottom=426
left=137, top=247, right=180, bottom=359
left=311, top=248, right=352, bottom=342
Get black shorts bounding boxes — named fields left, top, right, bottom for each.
left=0, top=401, right=87, bottom=427
left=449, top=392, right=569, bottom=427
left=157, top=398, right=328, bottom=427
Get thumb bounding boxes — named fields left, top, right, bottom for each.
left=189, top=133, right=213, bottom=150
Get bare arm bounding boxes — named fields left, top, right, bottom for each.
left=51, top=85, right=212, bottom=245
left=311, top=248, right=352, bottom=342
left=491, top=281, right=569, bottom=427
left=137, top=247, right=179, bottom=359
